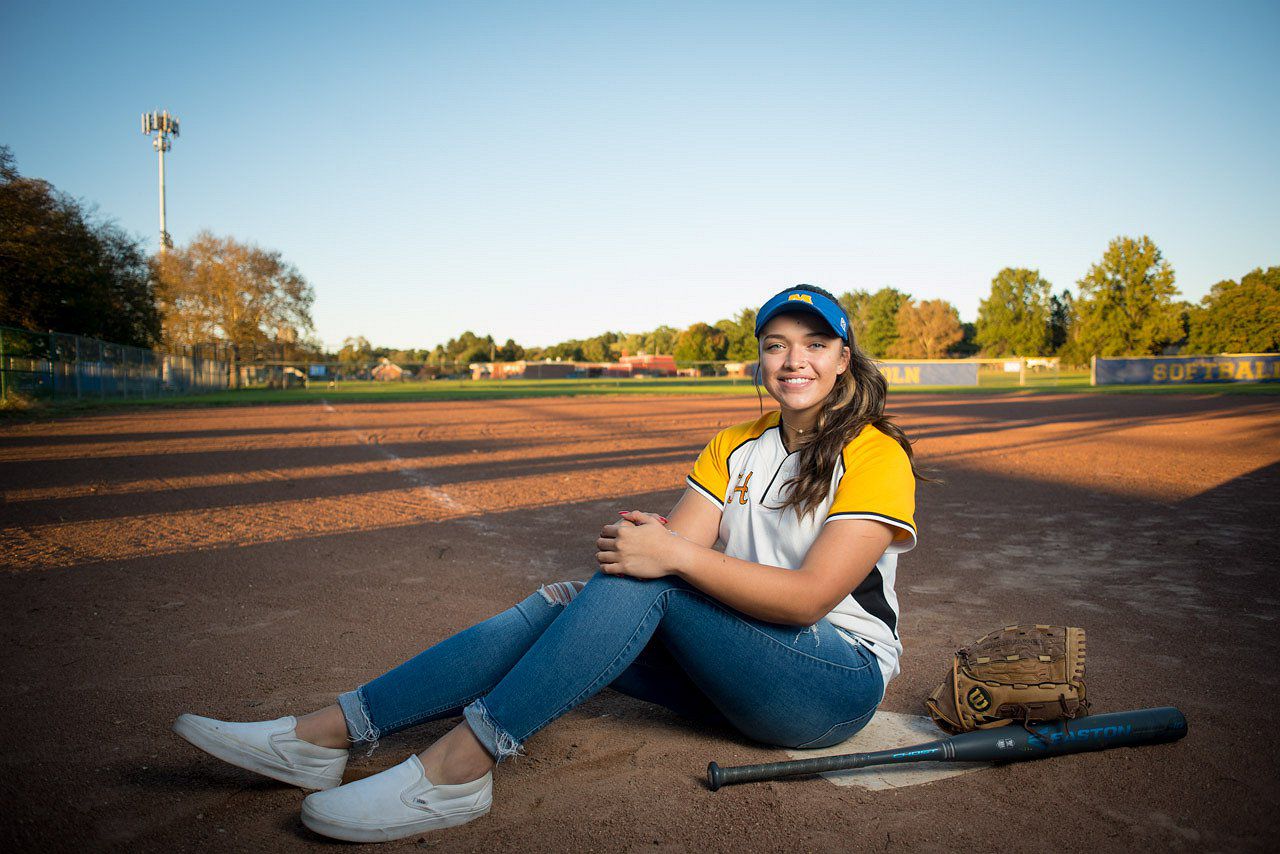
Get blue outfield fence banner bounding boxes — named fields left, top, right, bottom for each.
left=1091, top=354, right=1280, bottom=385
left=875, top=360, right=980, bottom=386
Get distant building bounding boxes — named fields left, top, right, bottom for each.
left=522, top=361, right=578, bottom=379
left=470, top=360, right=577, bottom=380
left=619, top=354, right=678, bottom=377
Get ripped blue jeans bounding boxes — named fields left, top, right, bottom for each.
left=338, top=572, right=882, bottom=760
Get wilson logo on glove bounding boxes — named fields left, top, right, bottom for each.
left=966, top=686, right=992, bottom=713
left=925, top=625, right=1089, bottom=734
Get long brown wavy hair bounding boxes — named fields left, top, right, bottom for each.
left=756, top=284, right=927, bottom=518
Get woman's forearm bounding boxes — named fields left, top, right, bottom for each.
left=668, top=538, right=823, bottom=626
left=604, top=509, right=888, bottom=625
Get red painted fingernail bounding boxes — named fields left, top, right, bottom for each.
left=657, top=515, right=669, bottom=524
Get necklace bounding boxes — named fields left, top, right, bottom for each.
left=780, top=418, right=810, bottom=447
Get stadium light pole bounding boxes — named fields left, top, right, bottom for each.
left=141, top=110, right=180, bottom=253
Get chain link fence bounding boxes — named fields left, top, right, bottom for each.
left=0, top=325, right=231, bottom=403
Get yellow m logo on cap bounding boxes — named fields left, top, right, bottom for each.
left=787, top=293, right=813, bottom=305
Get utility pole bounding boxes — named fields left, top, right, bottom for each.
left=141, top=110, right=180, bottom=253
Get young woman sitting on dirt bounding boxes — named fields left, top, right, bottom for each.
left=175, top=284, right=923, bottom=843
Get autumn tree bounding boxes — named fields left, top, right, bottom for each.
left=152, top=231, right=315, bottom=359
left=975, top=268, right=1053, bottom=356
left=1184, top=267, right=1280, bottom=354
left=1070, top=236, right=1182, bottom=357
left=337, top=336, right=373, bottom=371
left=0, top=146, right=160, bottom=347
left=859, top=288, right=910, bottom=356
left=890, top=299, right=963, bottom=359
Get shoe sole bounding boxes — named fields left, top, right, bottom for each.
left=300, top=800, right=491, bottom=842
left=173, top=715, right=340, bottom=791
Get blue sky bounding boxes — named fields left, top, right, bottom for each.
left=3, top=0, right=1277, bottom=351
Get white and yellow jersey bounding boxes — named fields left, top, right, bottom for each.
left=686, top=411, right=917, bottom=689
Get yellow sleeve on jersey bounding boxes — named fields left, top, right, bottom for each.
left=686, top=413, right=776, bottom=508
left=826, top=425, right=918, bottom=552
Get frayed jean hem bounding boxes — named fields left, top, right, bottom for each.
left=338, top=688, right=380, bottom=753
left=463, top=697, right=523, bottom=763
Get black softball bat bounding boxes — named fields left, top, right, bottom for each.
left=706, top=706, right=1187, bottom=790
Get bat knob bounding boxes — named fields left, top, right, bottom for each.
left=707, top=761, right=723, bottom=791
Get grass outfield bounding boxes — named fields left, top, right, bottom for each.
left=3, top=369, right=1278, bottom=416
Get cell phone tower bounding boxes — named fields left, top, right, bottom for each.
left=140, top=110, right=180, bottom=253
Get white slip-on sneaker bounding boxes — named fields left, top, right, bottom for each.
left=301, top=755, right=492, bottom=843
left=173, top=714, right=348, bottom=790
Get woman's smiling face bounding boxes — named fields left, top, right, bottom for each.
left=758, top=312, right=850, bottom=423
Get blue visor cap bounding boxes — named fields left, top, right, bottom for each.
left=754, top=288, right=850, bottom=342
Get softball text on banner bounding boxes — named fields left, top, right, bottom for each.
left=1092, top=354, right=1280, bottom=385
left=875, top=361, right=979, bottom=386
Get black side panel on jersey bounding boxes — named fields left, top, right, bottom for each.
left=852, top=567, right=898, bottom=639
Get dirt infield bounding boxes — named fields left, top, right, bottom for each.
left=2, top=392, right=1278, bottom=851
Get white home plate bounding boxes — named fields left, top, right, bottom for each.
left=784, top=711, right=993, bottom=790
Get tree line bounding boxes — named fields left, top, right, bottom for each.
left=432, top=240, right=1276, bottom=366
left=3, top=145, right=1276, bottom=365
left=975, top=241, right=1279, bottom=361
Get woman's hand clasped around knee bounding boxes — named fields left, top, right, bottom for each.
left=596, top=511, right=686, bottom=579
